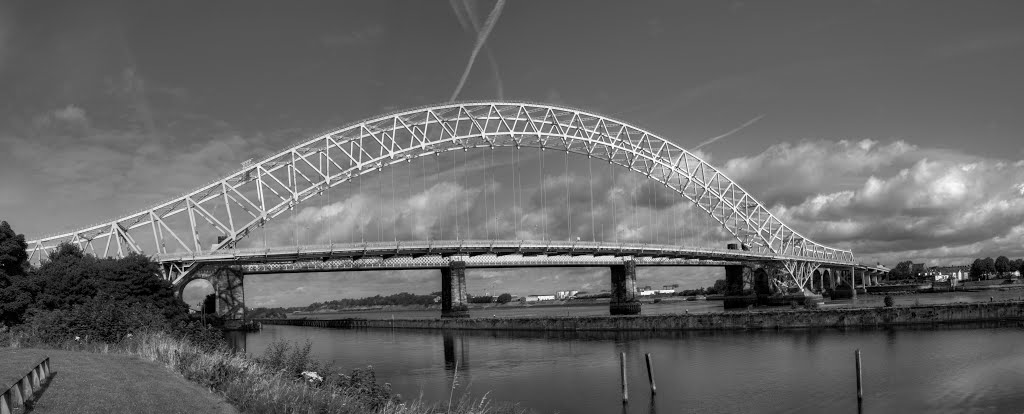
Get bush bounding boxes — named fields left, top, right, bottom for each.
left=884, top=295, right=895, bottom=307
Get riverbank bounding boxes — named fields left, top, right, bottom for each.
left=261, top=301, right=1024, bottom=331
left=2, top=332, right=531, bottom=414
left=0, top=348, right=237, bottom=414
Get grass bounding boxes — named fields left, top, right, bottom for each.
left=0, top=348, right=237, bottom=414
left=0, top=348, right=48, bottom=390
left=3, top=331, right=531, bottom=414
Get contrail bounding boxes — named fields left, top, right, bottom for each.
left=449, top=0, right=506, bottom=102
left=692, top=114, right=766, bottom=151
left=449, top=0, right=472, bottom=31
left=461, top=0, right=504, bottom=99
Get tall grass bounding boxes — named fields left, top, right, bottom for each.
left=1, top=330, right=530, bottom=414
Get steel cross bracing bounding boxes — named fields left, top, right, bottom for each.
left=26, top=102, right=856, bottom=270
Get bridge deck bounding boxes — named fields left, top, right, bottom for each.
left=158, top=240, right=864, bottom=273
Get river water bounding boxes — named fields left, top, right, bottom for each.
left=233, top=298, right=1024, bottom=413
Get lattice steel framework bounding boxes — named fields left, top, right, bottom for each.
left=26, top=102, right=855, bottom=269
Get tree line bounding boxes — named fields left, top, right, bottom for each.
left=969, top=256, right=1024, bottom=280
left=0, top=220, right=219, bottom=345
left=886, top=257, right=1024, bottom=281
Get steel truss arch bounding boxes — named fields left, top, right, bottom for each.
left=26, top=102, right=855, bottom=264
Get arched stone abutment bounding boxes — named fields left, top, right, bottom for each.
left=176, top=264, right=246, bottom=321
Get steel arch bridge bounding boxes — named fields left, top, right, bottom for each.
left=26, top=102, right=857, bottom=290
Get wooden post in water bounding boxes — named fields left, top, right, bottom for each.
left=855, top=349, right=863, bottom=402
left=645, top=353, right=656, bottom=394
left=620, top=352, right=629, bottom=403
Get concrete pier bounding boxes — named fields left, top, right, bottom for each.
left=441, top=260, right=469, bottom=318
left=723, top=265, right=756, bottom=308
left=609, top=260, right=641, bottom=315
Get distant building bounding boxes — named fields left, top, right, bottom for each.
left=926, top=265, right=970, bottom=281
left=555, top=290, right=579, bottom=300
left=523, top=295, right=556, bottom=302
left=639, top=289, right=676, bottom=296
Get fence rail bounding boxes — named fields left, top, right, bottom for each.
left=1, top=356, right=50, bottom=414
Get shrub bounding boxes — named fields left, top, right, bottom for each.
left=884, top=295, right=895, bottom=307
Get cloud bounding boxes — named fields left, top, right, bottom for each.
left=53, top=105, right=88, bottom=124
left=721, top=140, right=1024, bottom=266
left=31, top=105, right=90, bottom=131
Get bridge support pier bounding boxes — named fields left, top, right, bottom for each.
left=723, top=265, right=756, bottom=309
left=609, top=260, right=641, bottom=315
left=205, top=265, right=246, bottom=322
left=441, top=260, right=469, bottom=318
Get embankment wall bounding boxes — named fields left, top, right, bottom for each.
left=257, top=301, right=1024, bottom=331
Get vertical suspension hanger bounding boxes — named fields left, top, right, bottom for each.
left=565, top=148, right=571, bottom=241
left=484, top=147, right=490, bottom=240
left=421, top=153, right=428, bottom=240
left=453, top=147, right=460, bottom=240
left=649, top=181, right=655, bottom=244
left=612, top=156, right=618, bottom=244
left=540, top=143, right=547, bottom=241
left=588, top=153, right=595, bottom=242
left=512, top=145, right=518, bottom=238
left=359, top=167, right=365, bottom=243
left=435, top=150, right=444, bottom=240
left=491, top=147, right=498, bottom=239
left=378, top=162, right=384, bottom=242
left=391, top=158, right=397, bottom=242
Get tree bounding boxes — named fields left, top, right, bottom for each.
left=0, top=221, right=31, bottom=326
left=496, top=293, right=512, bottom=304
left=1013, top=259, right=1024, bottom=277
left=202, top=293, right=217, bottom=314
left=891, top=261, right=914, bottom=280
left=706, top=279, right=727, bottom=295
left=0, top=221, right=28, bottom=281
left=982, top=257, right=996, bottom=278
left=970, top=258, right=984, bottom=280
left=1019, top=260, right=1024, bottom=280
left=995, top=256, right=1012, bottom=277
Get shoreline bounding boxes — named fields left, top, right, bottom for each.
left=260, top=301, right=1024, bottom=331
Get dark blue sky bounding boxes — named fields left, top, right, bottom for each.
left=2, top=1, right=1024, bottom=307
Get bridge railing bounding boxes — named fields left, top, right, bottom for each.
left=153, top=239, right=859, bottom=267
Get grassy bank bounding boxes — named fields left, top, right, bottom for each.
left=1, top=348, right=237, bottom=414
left=1, top=331, right=529, bottom=414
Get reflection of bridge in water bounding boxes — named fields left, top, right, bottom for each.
left=25, top=102, right=887, bottom=320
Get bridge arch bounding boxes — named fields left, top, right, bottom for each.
left=27, top=102, right=854, bottom=263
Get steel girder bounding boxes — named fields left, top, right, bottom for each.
left=26, top=102, right=855, bottom=267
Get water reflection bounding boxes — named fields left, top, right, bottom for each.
left=239, top=323, right=1024, bottom=414
left=443, top=332, right=469, bottom=373
left=225, top=330, right=247, bottom=353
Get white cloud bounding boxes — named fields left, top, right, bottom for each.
left=53, top=105, right=88, bottom=124
left=724, top=140, right=1024, bottom=266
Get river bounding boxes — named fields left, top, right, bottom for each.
left=231, top=297, right=1024, bottom=413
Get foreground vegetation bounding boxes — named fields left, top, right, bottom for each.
left=0, top=220, right=528, bottom=414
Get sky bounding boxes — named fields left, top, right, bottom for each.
left=2, top=1, right=1024, bottom=308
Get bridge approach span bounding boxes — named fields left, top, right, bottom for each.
left=160, top=240, right=864, bottom=283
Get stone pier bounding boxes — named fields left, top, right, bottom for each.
left=210, top=266, right=246, bottom=321
left=609, top=259, right=641, bottom=315
left=441, top=260, right=469, bottom=318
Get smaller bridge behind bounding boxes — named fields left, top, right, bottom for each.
left=167, top=240, right=884, bottom=322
